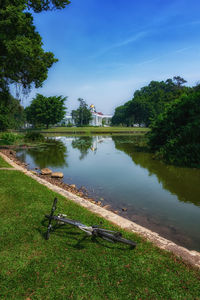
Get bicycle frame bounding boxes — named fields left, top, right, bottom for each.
left=45, top=198, right=137, bottom=248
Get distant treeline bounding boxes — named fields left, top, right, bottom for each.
left=112, top=76, right=189, bottom=127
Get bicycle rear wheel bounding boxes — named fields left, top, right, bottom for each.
left=96, top=230, right=137, bottom=248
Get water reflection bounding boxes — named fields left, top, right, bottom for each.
left=72, top=136, right=105, bottom=159
left=112, top=136, right=200, bottom=207
left=15, top=135, right=200, bottom=250
left=17, top=139, right=68, bottom=168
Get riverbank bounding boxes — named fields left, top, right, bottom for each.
left=2, top=147, right=200, bottom=261
left=0, top=152, right=200, bottom=298
left=20, top=126, right=150, bottom=135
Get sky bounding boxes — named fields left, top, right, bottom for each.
left=22, top=0, right=200, bottom=114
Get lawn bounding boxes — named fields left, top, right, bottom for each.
left=34, top=126, right=150, bottom=134
left=0, top=155, right=12, bottom=168
left=0, top=168, right=200, bottom=299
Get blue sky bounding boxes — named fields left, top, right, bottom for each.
left=25, top=0, right=200, bottom=114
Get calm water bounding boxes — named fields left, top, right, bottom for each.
left=16, top=135, right=200, bottom=251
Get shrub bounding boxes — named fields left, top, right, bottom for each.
left=0, top=132, right=22, bottom=145
left=24, top=132, right=45, bottom=142
left=66, top=122, right=73, bottom=127
left=148, top=91, right=200, bottom=167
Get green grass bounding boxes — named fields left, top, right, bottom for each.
left=0, top=169, right=200, bottom=299
left=29, top=126, right=150, bottom=134
left=0, top=155, right=12, bottom=168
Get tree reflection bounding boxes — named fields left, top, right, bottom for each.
left=72, top=136, right=93, bottom=160
left=112, top=136, right=200, bottom=207
left=26, top=139, right=68, bottom=168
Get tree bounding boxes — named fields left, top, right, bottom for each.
left=25, top=94, right=67, bottom=128
left=173, top=76, right=187, bottom=88
left=26, top=0, right=71, bottom=12
left=0, top=93, right=25, bottom=130
left=111, top=104, right=129, bottom=126
left=148, top=89, right=200, bottom=167
left=0, top=1, right=70, bottom=129
left=112, top=77, right=189, bottom=127
left=71, top=98, right=92, bottom=126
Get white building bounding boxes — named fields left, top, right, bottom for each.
left=64, top=104, right=112, bottom=126
left=89, top=105, right=112, bottom=126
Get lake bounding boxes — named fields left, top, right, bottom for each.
left=16, top=135, right=200, bottom=251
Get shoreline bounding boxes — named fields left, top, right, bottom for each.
left=1, top=149, right=200, bottom=269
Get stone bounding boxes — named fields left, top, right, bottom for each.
left=30, top=170, right=38, bottom=175
left=97, top=201, right=102, bottom=206
left=122, top=207, right=127, bottom=212
left=41, top=168, right=52, bottom=175
left=51, top=172, right=64, bottom=178
left=70, top=184, right=76, bottom=189
left=103, top=205, right=111, bottom=210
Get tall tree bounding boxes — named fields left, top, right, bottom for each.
left=25, top=94, right=67, bottom=128
left=0, top=93, right=25, bottom=130
left=0, top=1, right=70, bottom=129
left=148, top=88, right=200, bottom=167
left=71, top=98, right=92, bottom=126
left=112, top=77, right=189, bottom=127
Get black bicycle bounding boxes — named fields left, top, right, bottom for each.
left=45, top=198, right=137, bottom=248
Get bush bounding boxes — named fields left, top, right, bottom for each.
left=24, top=132, right=45, bottom=142
left=66, top=122, right=73, bottom=127
left=148, top=91, right=200, bottom=167
left=0, top=132, right=22, bottom=145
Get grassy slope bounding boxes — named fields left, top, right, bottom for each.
left=0, top=155, right=12, bottom=168
left=0, top=168, right=200, bottom=299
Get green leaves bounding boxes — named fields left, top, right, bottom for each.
left=71, top=99, right=92, bottom=126
left=148, top=90, right=200, bottom=167
left=25, top=94, right=67, bottom=128
left=112, top=77, right=189, bottom=127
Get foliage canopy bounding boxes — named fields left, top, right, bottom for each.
left=0, top=0, right=70, bottom=130
left=112, top=77, right=189, bottom=127
left=148, top=89, right=200, bottom=167
left=25, top=94, right=67, bottom=128
left=71, top=98, right=92, bottom=126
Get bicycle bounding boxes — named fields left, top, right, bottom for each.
left=45, top=198, right=137, bottom=248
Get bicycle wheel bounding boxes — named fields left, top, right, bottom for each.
left=96, top=230, right=137, bottom=248
left=46, top=228, right=50, bottom=240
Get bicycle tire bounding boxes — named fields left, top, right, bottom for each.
left=96, top=230, right=137, bottom=248
left=46, top=229, right=50, bottom=240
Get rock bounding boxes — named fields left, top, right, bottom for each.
left=51, top=172, right=64, bottom=178
left=30, top=170, right=38, bottom=175
left=80, top=186, right=87, bottom=191
left=35, top=167, right=39, bottom=170
left=96, top=201, right=102, bottom=206
left=103, top=205, right=111, bottom=210
left=41, top=168, right=52, bottom=175
left=70, top=184, right=76, bottom=189
left=122, top=207, right=127, bottom=212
